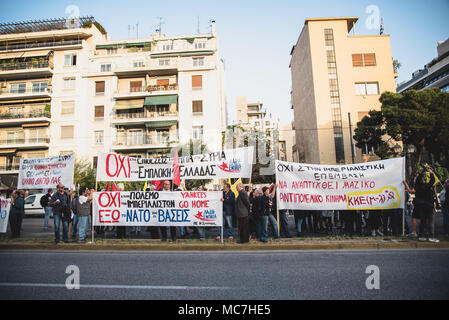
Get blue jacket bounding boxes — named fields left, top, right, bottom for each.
left=222, top=190, right=235, bottom=216
left=10, top=196, right=24, bottom=216
left=50, top=191, right=71, bottom=217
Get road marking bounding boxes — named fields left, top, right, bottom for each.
left=0, top=282, right=230, bottom=290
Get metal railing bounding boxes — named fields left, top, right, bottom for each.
left=0, top=164, right=20, bottom=172
left=0, top=61, right=51, bottom=71
left=0, top=110, right=50, bottom=120
left=0, top=137, right=50, bottom=145
left=115, top=83, right=178, bottom=95
left=114, top=110, right=178, bottom=120
left=113, top=134, right=178, bottom=146
left=0, top=39, right=82, bottom=51
left=0, top=87, right=52, bottom=95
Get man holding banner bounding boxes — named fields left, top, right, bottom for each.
left=50, top=184, right=72, bottom=244
left=159, top=180, right=178, bottom=242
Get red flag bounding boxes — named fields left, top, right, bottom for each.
left=173, top=147, right=181, bottom=187
left=152, top=180, right=162, bottom=190
left=112, top=182, right=117, bottom=191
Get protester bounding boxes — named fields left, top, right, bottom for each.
left=368, top=210, right=383, bottom=236
left=218, top=182, right=235, bottom=240
left=235, top=183, right=250, bottom=243
left=321, top=210, right=334, bottom=235
left=77, top=186, right=94, bottom=243
left=70, top=189, right=79, bottom=239
left=40, top=188, right=53, bottom=230
left=293, top=210, right=306, bottom=237
left=248, top=186, right=257, bottom=239
left=50, top=184, right=72, bottom=244
left=266, top=187, right=279, bottom=239
left=251, top=188, right=264, bottom=241
left=439, top=179, right=449, bottom=236
left=270, top=184, right=290, bottom=237
left=115, top=183, right=127, bottom=239
left=9, top=190, right=25, bottom=238
left=404, top=191, right=413, bottom=234
left=196, top=185, right=206, bottom=240
left=404, top=166, right=439, bottom=242
left=159, top=180, right=177, bottom=241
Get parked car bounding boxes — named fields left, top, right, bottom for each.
left=24, top=193, right=51, bottom=217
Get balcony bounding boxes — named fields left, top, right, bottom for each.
left=0, top=137, right=50, bottom=149
left=0, top=40, right=82, bottom=52
left=0, top=87, right=52, bottom=101
left=113, top=83, right=178, bottom=99
left=112, top=110, right=178, bottom=125
left=0, top=164, right=19, bottom=174
left=112, top=133, right=178, bottom=150
left=0, top=61, right=53, bottom=79
left=0, top=109, right=50, bottom=126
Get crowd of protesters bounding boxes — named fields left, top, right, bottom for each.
left=5, top=165, right=449, bottom=243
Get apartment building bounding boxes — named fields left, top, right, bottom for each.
left=0, top=17, right=227, bottom=186
left=290, top=17, right=397, bottom=164
left=397, top=38, right=449, bottom=93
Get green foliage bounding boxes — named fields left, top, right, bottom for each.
left=177, top=139, right=212, bottom=189
left=74, top=158, right=96, bottom=191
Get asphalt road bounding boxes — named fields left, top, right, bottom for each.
left=0, top=249, right=448, bottom=300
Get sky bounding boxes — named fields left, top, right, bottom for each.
left=1, top=0, right=449, bottom=126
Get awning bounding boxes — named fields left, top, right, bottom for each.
left=112, top=99, right=144, bottom=110
left=145, top=120, right=178, bottom=128
left=0, top=50, right=51, bottom=60
left=144, top=95, right=178, bottom=106
left=0, top=149, right=16, bottom=154
left=22, top=122, right=49, bottom=128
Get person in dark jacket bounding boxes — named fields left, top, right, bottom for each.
left=40, top=189, right=53, bottom=229
left=218, top=183, right=235, bottom=240
left=235, top=183, right=250, bottom=243
left=9, top=190, right=25, bottom=238
left=253, top=188, right=271, bottom=242
left=404, top=166, right=439, bottom=242
left=50, top=184, right=72, bottom=244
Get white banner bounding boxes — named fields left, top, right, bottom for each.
left=0, top=198, right=10, bottom=233
left=276, top=158, right=405, bottom=211
left=18, top=154, right=75, bottom=189
left=96, top=147, right=254, bottom=182
left=92, top=191, right=223, bottom=227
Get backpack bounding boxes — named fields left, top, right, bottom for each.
left=40, top=194, right=49, bottom=207
left=71, top=196, right=79, bottom=215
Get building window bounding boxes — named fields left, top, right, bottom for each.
left=59, top=151, right=73, bottom=155
left=162, top=44, right=173, bottom=51
left=133, top=61, right=144, bottom=68
left=61, top=101, right=75, bottom=115
left=352, top=53, right=376, bottom=67
left=192, top=100, right=203, bottom=113
left=32, top=82, right=47, bottom=93
left=195, top=42, right=206, bottom=49
left=64, top=54, right=76, bottom=66
left=192, top=126, right=203, bottom=140
left=93, top=156, right=98, bottom=168
left=94, top=130, right=104, bottom=145
left=192, top=75, right=202, bottom=89
left=100, top=64, right=111, bottom=72
left=193, top=57, right=204, bottom=66
left=63, top=78, right=76, bottom=90
left=95, top=81, right=105, bottom=95
left=130, top=80, right=142, bottom=92
left=94, top=105, right=104, bottom=119
left=355, top=82, right=379, bottom=95
left=9, top=83, right=26, bottom=94
left=156, top=79, right=169, bottom=86
left=159, top=59, right=170, bottom=66
left=61, top=125, right=74, bottom=139
left=106, top=48, right=117, bottom=55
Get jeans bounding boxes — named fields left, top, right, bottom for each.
left=443, top=206, right=449, bottom=235
left=257, top=216, right=268, bottom=241
left=218, top=215, right=234, bottom=238
left=267, top=214, right=279, bottom=238
left=44, top=206, right=52, bottom=228
left=296, top=218, right=304, bottom=234
left=78, top=216, right=89, bottom=241
left=197, top=227, right=206, bottom=239
left=279, top=210, right=291, bottom=237
left=54, top=214, right=69, bottom=243
left=71, top=214, right=78, bottom=237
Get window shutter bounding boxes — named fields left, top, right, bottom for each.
left=61, top=126, right=74, bottom=139
left=192, top=100, right=203, bottom=113
left=130, top=81, right=142, bottom=92
left=61, top=101, right=75, bottom=115
left=95, top=105, right=104, bottom=118
left=192, top=75, right=202, bottom=88
left=352, top=54, right=363, bottom=67
left=363, top=53, right=376, bottom=66
left=95, top=81, right=105, bottom=94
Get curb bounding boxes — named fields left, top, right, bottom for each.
left=1, top=241, right=449, bottom=251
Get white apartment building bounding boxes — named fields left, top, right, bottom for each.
left=0, top=17, right=227, bottom=187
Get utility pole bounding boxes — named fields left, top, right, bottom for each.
left=348, top=112, right=355, bottom=164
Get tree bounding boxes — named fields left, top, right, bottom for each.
left=393, top=59, right=401, bottom=73
left=74, top=158, right=96, bottom=190
left=177, top=139, right=212, bottom=190
left=353, top=88, right=449, bottom=177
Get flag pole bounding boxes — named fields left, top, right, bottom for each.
left=92, top=180, right=97, bottom=244
left=402, top=157, right=406, bottom=236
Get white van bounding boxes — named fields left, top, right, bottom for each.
left=24, top=193, right=48, bottom=216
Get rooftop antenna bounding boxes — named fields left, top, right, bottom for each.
left=380, top=17, right=384, bottom=35
left=197, top=16, right=200, bottom=34
left=155, top=17, right=165, bottom=34
left=136, top=22, right=139, bottom=39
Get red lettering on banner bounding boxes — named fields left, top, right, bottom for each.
left=98, top=192, right=121, bottom=208
left=106, top=154, right=118, bottom=177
